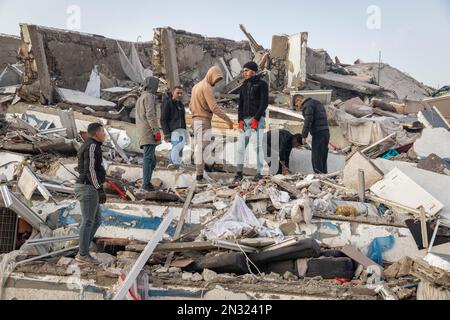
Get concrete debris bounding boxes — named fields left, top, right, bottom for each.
left=0, top=22, right=449, bottom=302
left=413, top=128, right=450, bottom=160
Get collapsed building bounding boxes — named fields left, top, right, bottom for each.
left=0, top=23, right=449, bottom=301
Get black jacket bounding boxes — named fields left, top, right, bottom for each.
left=76, top=138, right=106, bottom=190
left=160, top=94, right=186, bottom=136
left=263, top=129, right=294, bottom=167
left=239, top=75, right=269, bottom=121
left=301, top=98, right=329, bottom=138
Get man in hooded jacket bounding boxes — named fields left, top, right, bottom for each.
left=136, top=76, right=161, bottom=191
left=189, top=66, right=234, bottom=183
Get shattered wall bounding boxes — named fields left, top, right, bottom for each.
left=270, top=33, right=308, bottom=92
left=306, top=48, right=328, bottom=76
left=0, top=34, right=20, bottom=70
left=18, top=24, right=153, bottom=92
left=153, top=27, right=252, bottom=90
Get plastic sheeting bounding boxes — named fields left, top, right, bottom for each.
left=207, top=196, right=283, bottom=240
left=269, top=187, right=290, bottom=210
left=329, top=106, right=416, bottom=147
left=367, top=235, right=395, bottom=266
left=85, top=66, right=101, bottom=98
left=117, top=42, right=153, bottom=84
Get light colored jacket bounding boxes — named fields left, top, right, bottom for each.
left=189, top=66, right=232, bottom=123
left=135, top=91, right=160, bottom=147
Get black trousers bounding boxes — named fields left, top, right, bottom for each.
left=311, top=130, right=330, bottom=174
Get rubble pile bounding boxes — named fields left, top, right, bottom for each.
left=0, top=23, right=449, bottom=301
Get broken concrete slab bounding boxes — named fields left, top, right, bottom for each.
left=311, top=72, right=384, bottom=96
left=56, top=88, right=116, bottom=109
left=370, top=167, right=444, bottom=216
left=0, top=152, right=25, bottom=181
left=286, top=33, right=308, bottom=90
left=347, top=63, right=432, bottom=101
left=306, top=48, right=328, bottom=75
left=18, top=166, right=53, bottom=201
left=413, top=128, right=450, bottom=160
left=341, top=245, right=381, bottom=269
left=372, top=158, right=450, bottom=223
left=418, top=107, right=450, bottom=130
left=424, top=94, right=450, bottom=123
left=20, top=24, right=55, bottom=104
left=290, top=90, right=332, bottom=106
left=343, top=152, right=384, bottom=192
left=0, top=64, right=23, bottom=88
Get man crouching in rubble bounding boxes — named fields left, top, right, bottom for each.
left=235, top=61, right=269, bottom=182
left=295, top=95, right=330, bottom=174
left=74, top=123, right=107, bottom=265
left=263, top=129, right=304, bottom=175
left=136, top=76, right=162, bottom=191
left=190, top=66, right=234, bottom=183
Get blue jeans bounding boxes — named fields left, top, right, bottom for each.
left=170, top=130, right=187, bottom=167
left=237, top=117, right=265, bottom=175
left=143, top=144, right=157, bottom=186
left=75, top=184, right=102, bottom=257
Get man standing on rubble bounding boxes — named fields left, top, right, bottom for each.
left=263, top=129, right=304, bottom=175
left=190, top=66, right=234, bottom=183
left=160, top=86, right=187, bottom=170
left=136, top=76, right=162, bottom=191
left=74, top=123, right=107, bottom=265
left=235, top=61, right=269, bottom=182
left=295, top=95, right=330, bottom=174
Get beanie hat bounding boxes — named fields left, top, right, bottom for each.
left=243, top=61, right=258, bottom=72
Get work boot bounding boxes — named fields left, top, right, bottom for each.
left=253, top=174, right=263, bottom=182
left=75, top=254, right=101, bottom=266
left=204, top=164, right=214, bottom=173
left=142, top=184, right=155, bottom=192
left=234, top=173, right=243, bottom=183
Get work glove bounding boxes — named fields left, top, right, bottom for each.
left=238, top=120, right=245, bottom=131
left=98, top=188, right=107, bottom=204
left=251, top=118, right=259, bottom=130
left=154, top=131, right=162, bottom=142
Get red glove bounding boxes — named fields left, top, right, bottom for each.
left=154, top=132, right=162, bottom=142
left=251, top=118, right=259, bottom=130
left=239, top=120, right=245, bottom=130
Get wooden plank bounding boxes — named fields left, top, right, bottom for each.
left=113, top=211, right=174, bottom=300
left=164, top=183, right=197, bottom=267
left=271, top=176, right=301, bottom=198
left=313, top=213, right=406, bottom=228
left=419, top=206, right=429, bottom=249
left=341, top=245, right=383, bottom=269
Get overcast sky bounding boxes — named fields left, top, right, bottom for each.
left=1, top=0, right=449, bottom=88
